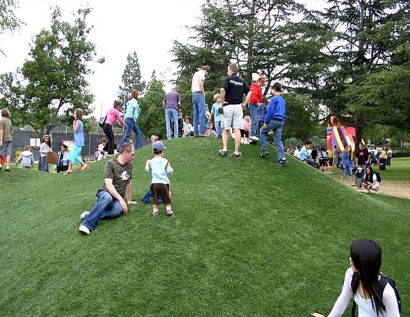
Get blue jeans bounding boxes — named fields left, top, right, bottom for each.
left=260, top=120, right=285, bottom=160
left=165, top=108, right=179, bottom=139
left=41, top=156, right=49, bottom=172
left=192, top=92, right=205, bottom=135
left=119, top=117, right=142, bottom=150
left=305, top=158, right=320, bottom=169
left=248, top=103, right=258, bottom=137
left=214, top=120, right=222, bottom=137
left=81, top=190, right=123, bottom=231
left=342, top=165, right=353, bottom=178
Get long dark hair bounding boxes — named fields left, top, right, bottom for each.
left=350, top=239, right=384, bottom=315
left=366, top=166, right=374, bottom=182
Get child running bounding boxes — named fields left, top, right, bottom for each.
left=145, top=141, right=174, bottom=216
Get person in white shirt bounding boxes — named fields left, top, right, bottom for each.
left=312, top=239, right=400, bottom=317
left=191, top=65, right=210, bottom=137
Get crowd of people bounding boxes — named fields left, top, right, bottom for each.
left=283, top=140, right=390, bottom=194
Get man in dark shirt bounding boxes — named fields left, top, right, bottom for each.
left=219, top=63, right=250, bottom=158
left=355, top=142, right=371, bottom=172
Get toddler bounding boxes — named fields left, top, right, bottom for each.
left=145, top=141, right=174, bottom=216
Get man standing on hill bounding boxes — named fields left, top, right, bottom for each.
left=191, top=65, right=211, bottom=137
left=219, top=63, right=250, bottom=158
left=0, top=109, right=13, bottom=172
left=79, top=142, right=138, bottom=235
left=163, top=87, right=181, bottom=140
left=259, top=82, right=288, bottom=166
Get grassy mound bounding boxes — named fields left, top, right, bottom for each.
left=1, top=137, right=408, bottom=316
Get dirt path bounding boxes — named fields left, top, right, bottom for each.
left=377, top=181, right=410, bottom=200
left=346, top=181, right=410, bottom=199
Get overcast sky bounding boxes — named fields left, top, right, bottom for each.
left=0, top=0, right=324, bottom=118
left=0, top=0, right=205, bottom=117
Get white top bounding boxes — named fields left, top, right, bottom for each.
left=191, top=69, right=205, bottom=92
left=327, top=268, right=400, bottom=317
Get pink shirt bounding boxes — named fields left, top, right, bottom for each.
left=243, top=120, right=250, bottom=132
left=105, top=108, right=126, bottom=126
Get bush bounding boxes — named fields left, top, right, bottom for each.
left=392, top=149, right=410, bottom=158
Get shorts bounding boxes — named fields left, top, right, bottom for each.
left=222, top=104, right=243, bottom=130
left=150, top=183, right=171, bottom=205
left=0, top=141, right=12, bottom=156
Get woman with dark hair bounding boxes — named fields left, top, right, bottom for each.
left=363, top=166, right=380, bottom=194
left=103, top=100, right=126, bottom=155
left=312, top=239, right=400, bottom=317
left=65, top=109, right=89, bottom=174
left=56, top=144, right=69, bottom=173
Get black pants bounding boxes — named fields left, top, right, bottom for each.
left=57, top=165, right=68, bottom=173
left=103, top=123, right=115, bottom=155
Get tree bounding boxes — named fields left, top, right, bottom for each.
left=0, top=0, right=23, bottom=54
left=283, top=93, right=322, bottom=142
left=118, top=51, right=146, bottom=110
left=171, top=0, right=332, bottom=92
left=317, top=0, right=410, bottom=146
left=138, top=71, right=166, bottom=138
left=0, top=6, right=100, bottom=137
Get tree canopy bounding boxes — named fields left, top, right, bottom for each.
left=0, top=0, right=23, bottom=54
left=0, top=6, right=100, bottom=137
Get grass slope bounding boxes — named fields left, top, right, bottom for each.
left=1, top=137, right=409, bottom=317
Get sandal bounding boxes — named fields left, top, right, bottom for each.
left=81, top=165, right=90, bottom=171
left=167, top=210, right=174, bottom=217
left=152, top=211, right=159, bottom=217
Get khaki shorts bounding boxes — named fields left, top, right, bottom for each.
left=222, top=104, right=243, bottom=130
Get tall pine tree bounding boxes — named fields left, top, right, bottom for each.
left=118, top=51, right=146, bottom=111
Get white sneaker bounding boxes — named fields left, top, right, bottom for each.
left=244, top=141, right=249, bottom=145
left=80, top=211, right=90, bottom=220
left=250, top=136, right=259, bottom=141
left=79, top=225, right=90, bottom=235
left=240, top=138, right=244, bottom=144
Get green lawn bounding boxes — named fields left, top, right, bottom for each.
left=1, top=137, right=409, bottom=317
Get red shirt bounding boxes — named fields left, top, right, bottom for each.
left=249, top=82, right=262, bottom=104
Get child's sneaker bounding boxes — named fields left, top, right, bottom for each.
left=167, top=210, right=174, bottom=217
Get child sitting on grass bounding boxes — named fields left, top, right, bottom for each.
left=145, top=141, right=174, bottom=216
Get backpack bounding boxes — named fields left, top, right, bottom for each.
left=351, top=274, right=401, bottom=317
left=375, top=171, right=381, bottom=183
